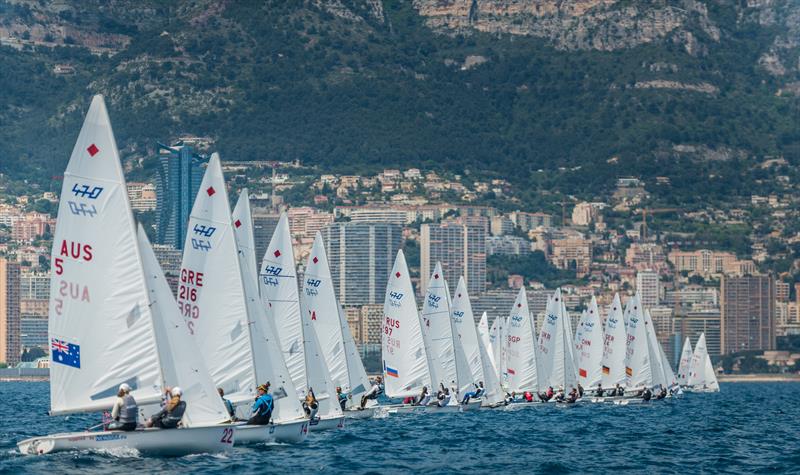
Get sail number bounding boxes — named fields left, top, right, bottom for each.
left=220, top=428, right=233, bottom=444
left=178, top=268, right=204, bottom=333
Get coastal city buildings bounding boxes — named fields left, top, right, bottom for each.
left=721, top=275, right=775, bottom=354
left=420, top=222, right=487, bottom=296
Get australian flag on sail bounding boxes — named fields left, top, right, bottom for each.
left=51, top=338, right=81, bottom=368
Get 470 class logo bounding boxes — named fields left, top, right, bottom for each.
left=388, top=291, right=404, bottom=308
left=306, top=279, right=321, bottom=287
left=71, top=183, right=103, bottom=199
left=262, top=265, right=282, bottom=276
left=193, top=224, right=216, bottom=237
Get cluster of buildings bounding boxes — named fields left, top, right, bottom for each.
left=0, top=151, right=797, bottom=372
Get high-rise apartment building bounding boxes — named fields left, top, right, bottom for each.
left=322, top=223, right=403, bottom=306
left=720, top=275, right=775, bottom=354
left=155, top=142, right=206, bottom=249
left=0, top=258, right=21, bottom=366
left=420, top=222, right=486, bottom=296
left=252, top=209, right=280, bottom=263
left=636, top=270, right=660, bottom=308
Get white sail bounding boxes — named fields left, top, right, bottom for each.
left=299, top=301, right=344, bottom=420
left=49, top=95, right=162, bottom=415
left=659, top=345, right=678, bottom=388
left=476, top=328, right=504, bottom=406
left=232, top=189, right=258, bottom=286
left=677, top=337, right=693, bottom=386
left=643, top=309, right=666, bottom=389
left=624, top=294, right=651, bottom=389
left=538, top=289, right=578, bottom=391
left=489, top=316, right=501, bottom=379
left=702, top=354, right=720, bottom=392
left=382, top=250, right=430, bottom=398
left=259, top=213, right=306, bottom=396
left=477, top=312, right=496, bottom=373
left=577, top=296, right=604, bottom=389
left=601, top=294, right=627, bottom=388
left=574, top=309, right=588, bottom=368
left=446, top=278, right=474, bottom=398
left=301, top=233, right=349, bottom=396
left=687, top=333, right=718, bottom=391
left=338, top=305, right=373, bottom=409
left=420, top=263, right=455, bottom=390
left=232, top=193, right=305, bottom=423
left=561, top=298, right=579, bottom=390
left=505, top=287, right=539, bottom=393
left=179, top=154, right=259, bottom=405
left=451, top=277, right=484, bottom=386
left=137, top=226, right=230, bottom=426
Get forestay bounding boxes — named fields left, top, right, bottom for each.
left=601, top=294, right=627, bottom=389
left=382, top=250, right=430, bottom=398
left=260, top=213, right=306, bottom=396
left=49, top=95, right=162, bottom=415
left=505, top=287, right=539, bottom=393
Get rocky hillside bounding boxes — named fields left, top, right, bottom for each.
left=0, top=0, right=797, bottom=206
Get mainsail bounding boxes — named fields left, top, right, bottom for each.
left=577, top=296, right=604, bottom=389
left=538, top=289, right=578, bottom=391
left=451, top=277, right=484, bottom=384
left=420, top=263, right=455, bottom=390
left=382, top=250, right=430, bottom=398
left=259, top=213, right=306, bottom=395
left=49, top=95, right=162, bottom=415
left=600, top=294, right=627, bottom=389
left=643, top=309, right=666, bottom=389
left=478, top=312, right=496, bottom=373
left=677, top=337, right=693, bottom=386
left=624, top=294, right=651, bottom=389
left=505, top=287, right=539, bottom=393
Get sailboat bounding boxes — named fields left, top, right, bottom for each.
left=300, top=232, right=374, bottom=418
left=477, top=312, right=497, bottom=374
left=260, top=213, right=344, bottom=430
left=444, top=278, right=481, bottom=410
left=381, top=250, right=431, bottom=413
left=505, top=287, right=539, bottom=401
left=685, top=333, right=720, bottom=392
left=181, top=161, right=308, bottom=444
left=231, top=190, right=312, bottom=440
left=576, top=297, right=604, bottom=392
left=643, top=309, right=667, bottom=391
left=677, top=337, right=693, bottom=386
left=594, top=294, right=627, bottom=402
left=538, top=289, right=579, bottom=400
left=19, top=96, right=232, bottom=455
left=300, top=232, right=375, bottom=417
left=451, top=279, right=485, bottom=391
left=624, top=294, right=651, bottom=392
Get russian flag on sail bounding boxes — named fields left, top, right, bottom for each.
left=386, top=366, right=399, bottom=378
left=51, top=338, right=81, bottom=368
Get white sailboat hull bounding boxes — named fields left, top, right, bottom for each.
left=384, top=399, right=481, bottom=414
left=233, top=419, right=309, bottom=445
left=308, top=415, right=345, bottom=431
left=18, top=426, right=233, bottom=456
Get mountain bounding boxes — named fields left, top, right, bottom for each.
left=0, top=0, right=797, bottom=205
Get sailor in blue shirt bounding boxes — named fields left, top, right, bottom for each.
left=247, top=383, right=273, bottom=425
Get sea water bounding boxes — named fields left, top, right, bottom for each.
left=2, top=381, right=798, bottom=474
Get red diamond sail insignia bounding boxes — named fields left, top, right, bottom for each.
left=206, top=186, right=215, bottom=196
left=87, top=144, right=99, bottom=157
left=274, top=249, right=281, bottom=258
left=234, top=219, right=242, bottom=228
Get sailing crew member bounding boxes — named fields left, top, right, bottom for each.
left=247, top=383, right=274, bottom=425
left=614, top=384, right=625, bottom=397
left=218, top=388, right=235, bottom=420
left=655, top=387, right=667, bottom=400
left=523, top=391, right=534, bottom=403
left=336, top=386, right=348, bottom=411
left=595, top=384, right=604, bottom=397
left=147, top=387, right=186, bottom=429
left=566, top=387, right=579, bottom=403
left=415, top=386, right=431, bottom=406
left=504, top=392, right=514, bottom=405
left=538, top=386, right=555, bottom=402
left=108, top=383, right=138, bottom=431
left=554, top=388, right=566, bottom=403
left=437, top=386, right=452, bottom=407
left=577, top=383, right=584, bottom=398
left=642, top=387, right=652, bottom=401
left=460, top=382, right=481, bottom=405
left=303, top=388, right=319, bottom=420
left=360, top=376, right=384, bottom=409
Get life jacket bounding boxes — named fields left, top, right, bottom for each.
left=118, top=394, right=138, bottom=424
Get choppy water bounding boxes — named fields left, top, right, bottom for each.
left=2, top=381, right=798, bottom=474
